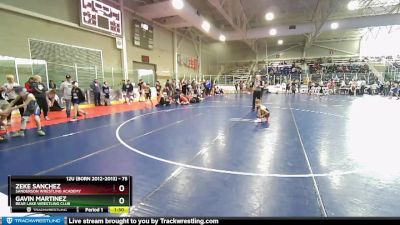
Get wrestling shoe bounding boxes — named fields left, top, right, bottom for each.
left=12, top=131, right=25, bottom=137
left=37, top=130, right=46, bottom=136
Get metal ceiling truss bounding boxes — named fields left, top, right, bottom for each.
left=361, top=1, right=400, bottom=40
left=176, top=28, right=201, bottom=58
left=359, top=0, right=400, bottom=15
left=311, top=43, right=358, bottom=56
left=305, top=0, right=337, bottom=48
left=207, top=0, right=257, bottom=52
left=267, top=44, right=303, bottom=58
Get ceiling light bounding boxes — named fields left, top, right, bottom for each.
left=269, top=28, right=277, bottom=36
left=347, top=0, right=359, bottom=10
left=219, top=34, right=226, bottom=42
left=278, top=39, right=283, bottom=45
left=171, top=0, right=184, bottom=10
left=330, top=22, right=339, bottom=30
left=201, top=20, right=211, bottom=32
left=265, top=12, right=274, bottom=21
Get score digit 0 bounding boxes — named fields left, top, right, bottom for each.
left=119, top=185, right=125, bottom=192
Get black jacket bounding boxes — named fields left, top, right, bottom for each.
left=31, top=82, right=48, bottom=98
left=71, top=87, right=86, bottom=103
left=126, top=83, right=134, bottom=92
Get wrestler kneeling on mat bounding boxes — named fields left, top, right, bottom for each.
left=8, top=87, right=46, bottom=137
left=254, top=98, right=270, bottom=123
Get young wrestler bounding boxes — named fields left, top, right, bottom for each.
left=102, top=81, right=111, bottom=106
left=9, top=87, right=46, bottom=137
left=70, top=81, right=87, bottom=122
left=254, top=98, right=270, bottom=123
left=143, top=83, right=153, bottom=105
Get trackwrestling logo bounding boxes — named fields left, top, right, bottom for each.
left=2, top=217, right=64, bottom=225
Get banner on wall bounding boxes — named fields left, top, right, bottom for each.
left=177, top=53, right=199, bottom=70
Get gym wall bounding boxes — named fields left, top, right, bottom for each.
left=0, top=0, right=216, bottom=86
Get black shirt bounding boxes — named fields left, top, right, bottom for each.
left=156, top=84, right=162, bottom=93
left=125, top=84, right=133, bottom=92
left=0, top=89, right=4, bottom=100
left=103, top=86, right=110, bottom=94
left=31, top=82, right=48, bottom=98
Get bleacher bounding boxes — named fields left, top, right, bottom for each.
left=222, top=63, right=253, bottom=84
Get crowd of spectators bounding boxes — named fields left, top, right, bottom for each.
left=305, top=78, right=400, bottom=99
left=0, top=73, right=94, bottom=141
left=309, top=63, right=370, bottom=74
left=153, top=79, right=223, bottom=107
left=0, top=73, right=229, bottom=141
left=258, top=62, right=303, bottom=76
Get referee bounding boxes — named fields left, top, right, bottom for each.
left=252, top=75, right=264, bottom=111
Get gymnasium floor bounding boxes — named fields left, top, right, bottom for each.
left=1, top=93, right=400, bottom=217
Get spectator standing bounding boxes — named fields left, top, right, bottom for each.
left=143, top=83, right=153, bottom=106
left=165, top=80, right=172, bottom=97
left=138, top=79, right=144, bottom=102
left=102, top=81, right=111, bottom=106
left=155, top=81, right=162, bottom=102
left=171, top=79, right=177, bottom=98
left=25, top=77, right=34, bottom=93
left=90, top=79, right=102, bottom=106
left=49, top=80, right=57, bottom=90
left=291, top=81, right=296, bottom=94
left=383, top=81, right=390, bottom=96
left=60, top=75, right=73, bottom=118
left=205, top=80, right=211, bottom=96
left=3, top=75, right=20, bottom=125
left=31, top=75, right=50, bottom=120
left=126, top=80, right=134, bottom=104
left=181, top=80, right=188, bottom=96
left=121, top=80, right=127, bottom=103
left=235, top=81, right=239, bottom=93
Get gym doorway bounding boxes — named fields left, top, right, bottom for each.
left=131, top=61, right=157, bottom=86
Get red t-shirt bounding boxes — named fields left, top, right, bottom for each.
left=25, top=82, right=33, bottom=93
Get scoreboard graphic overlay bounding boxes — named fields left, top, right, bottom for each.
left=8, top=176, right=132, bottom=213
